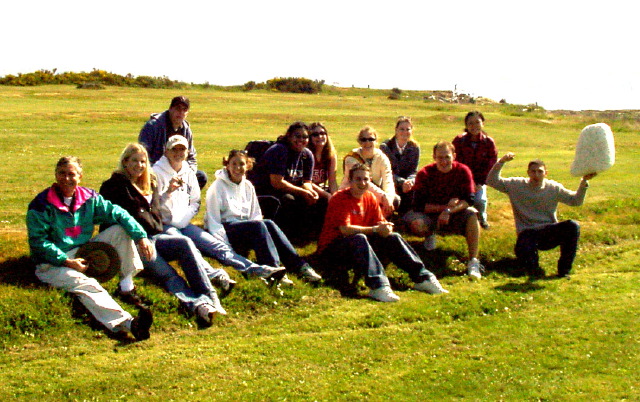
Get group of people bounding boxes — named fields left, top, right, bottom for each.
left=26, top=96, right=597, bottom=341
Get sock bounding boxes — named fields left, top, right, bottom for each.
left=119, top=276, right=134, bottom=293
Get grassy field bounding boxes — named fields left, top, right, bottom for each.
left=0, top=85, right=639, bottom=400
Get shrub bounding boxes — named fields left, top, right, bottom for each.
left=265, top=77, right=323, bottom=94
left=243, top=81, right=256, bottom=91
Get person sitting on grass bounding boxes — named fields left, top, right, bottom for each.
left=307, top=122, right=339, bottom=200
left=251, top=121, right=327, bottom=239
left=340, top=126, right=399, bottom=217
left=205, top=149, right=321, bottom=285
left=404, top=141, right=483, bottom=279
left=100, top=143, right=226, bottom=326
left=452, top=111, right=498, bottom=229
left=152, top=136, right=284, bottom=293
left=26, top=156, right=153, bottom=341
left=486, top=152, right=597, bottom=278
left=380, top=116, right=420, bottom=214
left=138, top=95, right=208, bottom=189
left=318, top=163, right=448, bottom=302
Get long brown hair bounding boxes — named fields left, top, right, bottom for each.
left=308, top=122, right=336, bottom=163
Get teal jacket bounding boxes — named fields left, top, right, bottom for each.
left=26, top=184, right=147, bottom=266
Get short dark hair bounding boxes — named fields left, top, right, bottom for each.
left=170, top=96, right=190, bottom=110
left=528, top=159, right=546, bottom=170
left=464, top=110, right=485, bottom=131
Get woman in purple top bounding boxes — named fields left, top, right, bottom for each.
left=253, top=122, right=327, bottom=239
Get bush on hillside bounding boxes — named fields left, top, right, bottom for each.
left=0, top=69, right=187, bottom=89
left=265, top=77, right=324, bottom=94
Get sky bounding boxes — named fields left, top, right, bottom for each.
left=2, top=0, right=637, bottom=111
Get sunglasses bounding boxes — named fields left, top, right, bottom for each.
left=293, top=134, right=309, bottom=140
left=358, top=137, right=376, bottom=142
left=310, top=132, right=327, bottom=137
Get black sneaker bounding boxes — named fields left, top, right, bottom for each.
left=115, top=286, right=153, bottom=308
left=130, top=307, right=153, bottom=341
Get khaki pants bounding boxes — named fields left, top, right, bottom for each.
left=36, top=226, right=144, bottom=332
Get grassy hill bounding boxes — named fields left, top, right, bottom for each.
left=0, top=85, right=638, bottom=400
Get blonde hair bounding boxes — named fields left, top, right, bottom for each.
left=358, top=125, right=378, bottom=141
left=117, top=143, right=153, bottom=196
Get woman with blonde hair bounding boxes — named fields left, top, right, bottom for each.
left=100, top=143, right=227, bottom=326
left=340, top=126, right=399, bottom=217
left=380, top=116, right=420, bottom=214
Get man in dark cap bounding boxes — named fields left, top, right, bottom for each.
left=139, top=96, right=208, bottom=189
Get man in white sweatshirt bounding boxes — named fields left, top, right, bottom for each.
left=486, top=152, right=596, bottom=278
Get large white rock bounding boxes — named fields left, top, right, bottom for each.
left=570, top=123, right=615, bottom=177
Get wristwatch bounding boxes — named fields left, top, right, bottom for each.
left=444, top=208, right=451, bottom=214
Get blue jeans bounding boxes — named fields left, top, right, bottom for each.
left=474, top=184, right=488, bottom=223
left=169, top=224, right=264, bottom=276
left=515, top=220, right=580, bottom=276
left=323, top=233, right=432, bottom=290
left=223, top=219, right=305, bottom=272
left=146, top=232, right=218, bottom=313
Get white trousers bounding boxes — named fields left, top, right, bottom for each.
left=35, top=226, right=144, bottom=332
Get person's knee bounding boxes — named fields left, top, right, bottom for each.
left=196, top=170, right=208, bottom=189
left=566, top=220, right=580, bottom=236
left=409, top=219, right=427, bottom=235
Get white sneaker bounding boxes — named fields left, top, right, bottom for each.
left=300, top=265, right=322, bottom=283
left=196, top=303, right=218, bottom=326
left=368, top=286, right=400, bottom=302
left=210, top=294, right=227, bottom=316
left=414, top=276, right=449, bottom=294
left=257, top=266, right=287, bottom=281
left=467, top=258, right=483, bottom=280
left=279, top=274, right=295, bottom=286
left=423, top=234, right=437, bottom=251
left=215, top=275, right=236, bottom=298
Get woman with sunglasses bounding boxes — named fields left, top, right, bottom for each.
left=205, top=150, right=321, bottom=285
left=380, top=116, right=420, bottom=214
left=340, top=126, right=399, bottom=217
left=251, top=121, right=327, bottom=242
left=307, top=122, right=338, bottom=200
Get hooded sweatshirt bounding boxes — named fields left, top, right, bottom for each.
left=205, top=169, right=262, bottom=242
left=152, top=155, right=200, bottom=229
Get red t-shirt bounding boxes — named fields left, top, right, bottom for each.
left=317, top=188, right=385, bottom=253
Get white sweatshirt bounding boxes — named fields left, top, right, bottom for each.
left=152, top=155, right=200, bottom=229
left=205, top=168, right=263, bottom=242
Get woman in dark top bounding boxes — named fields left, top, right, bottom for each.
left=100, top=143, right=226, bottom=326
left=380, top=116, right=420, bottom=214
left=252, top=122, right=327, bottom=239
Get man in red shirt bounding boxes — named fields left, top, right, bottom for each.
left=318, top=164, right=447, bottom=302
left=404, top=141, right=483, bottom=279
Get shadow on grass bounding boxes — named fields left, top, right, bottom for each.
left=0, top=256, right=41, bottom=287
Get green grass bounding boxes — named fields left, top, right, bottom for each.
left=1, top=85, right=639, bottom=400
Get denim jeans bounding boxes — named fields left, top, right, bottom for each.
left=515, top=220, right=580, bottom=276
left=474, top=184, right=488, bottom=223
left=146, top=231, right=218, bottom=313
left=323, top=232, right=432, bottom=290
left=168, top=224, right=264, bottom=277
left=223, top=219, right=305, bottom=272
